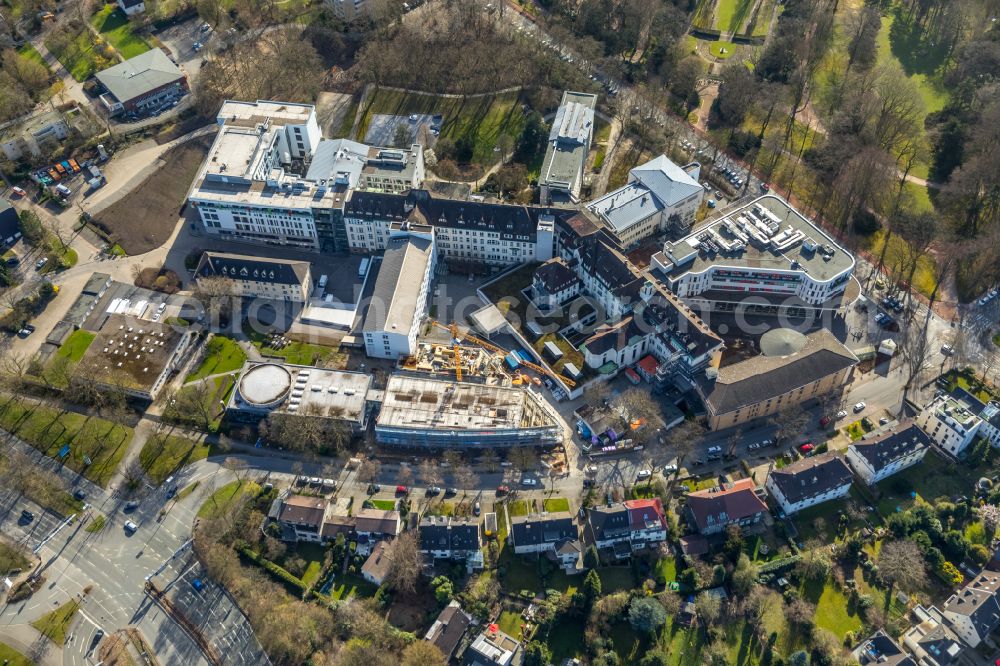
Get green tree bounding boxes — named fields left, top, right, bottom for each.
left=18, top=209, right=44, bottom=245
left=640, top=651, right=669, bottom=666
left=584, top=545, right=600, bottom=568
left=731, top=553, right=758, bottom=596
left=583, top=569, right=601, bottom=606
left=627, top=596, right=667, bottom=633
left=515, top=111, right=546, bottom=164
left=431, top=575, right=453, bottom=605
left=523, top=641, right=551, bottom=666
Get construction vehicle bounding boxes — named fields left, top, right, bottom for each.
left=430, top=320, right=575, bottom=388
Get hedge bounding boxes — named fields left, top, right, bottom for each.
left=236, top=546, right=306, bottom=594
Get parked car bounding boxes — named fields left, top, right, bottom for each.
left=367, top=483, right=381, bottom=494
left=663, top=463, right=678, bottom=474
left=941, top=345, right=954, bottom=356
left=819, top=416, right=831, bottom=427
left=35, top=257, right=48, bottom=270
left=496, top=485, right=510, bottom=495
left=73, top=488, right=86, bottom=500
left=426, top=486, right=442, bottom=496
left=20, top=509, right=34, bottom=523
left=799, top=443, right=815, bottom=453
left=445, top=487, right=458, bottom=496
left=395, top=485, right=409, bottom=494
left=521, top=478, right=538, bottom=487
left=637, top=469, right=652, bottom=480
left=748, top=442, right=761, bottom=451
left=124, top=520, right=138, bottom=534
left=836, top=410, right=847, bottom=419
left=473, top=502, right=481, bottom=516
left=124, top=501, right=139, bottom=512
left=853, top=402, right=866, bottom=413
left=879, top=417, right=891, bottom=425
left=11, top=186, right=26, bottom=197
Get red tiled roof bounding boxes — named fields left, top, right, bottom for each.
left=685, top=479, right=767, bottom=532
left=624, top=498, right=666, bottom=531
left=637, top=355, right=659, bottom=375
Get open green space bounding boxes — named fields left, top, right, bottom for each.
left=186, top=336, right=247, bottom=382
left=327, top=573, right=377, bottom=600
left=0, top=399, right=133, bottom=486
left=56, top=330, right=96, bottom=363
left=244, top=325, right=340, bottom=366
left=45, top=29, right=102, bottom=82
left=876, top=12, right=948, bottom=115
left=792, top=486, right=871, bottom=545
left=546, top=615, right=585, bottom=663
left=873, top=449, right=990, bottom=515
left=355, top=87, right=527, bottom=166
left=198, top=480, right=260, bottom=520
left=861, top=228, right=939, bottom=298
left=369, top=499, right=396, bottom=511
left=709, top=40, right=737, bottom=59
left=542, top=497, right=569, bottom=513
left=31, top=599, right=80, bottom=645
left=802, top=577, right=863, bottom=639
left=498, top=609, right=525, bottom=638
left=91, top=4, right=151, bottom=59
left=0, top=643, right=32, bottom=666
left=942, top=368, right=995, bottom=403
left=139, top=433, right=210, bottom=485
left=17, top=43, right=49, bottom=70
left=508, top=499, right=529, bottom=517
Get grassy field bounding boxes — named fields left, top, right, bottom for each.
left=355, top=88, right=527, bottom=166
left=17, top=43, right=49, bottom=70
left=31, top=599, right=80, bottom=645
left=0, top=643, right=31, bottom=666
left=508, top=499, right=529, bottom=517
left=708, top=40, right=736, bottom=59
left=369, top=499, right=396, bottom=511
left=198, top=480, right=259, bottom=519
left=498, top=609, right=524, bottom=638
left=542, top=497, right=569, bottom=512
left=139, top=433, right=210, bottom=485
left=861, top=228, right=939, bottom=298
left=873, top=449, right=987, bottom=514
left=91, top=4, right=150, bottom=59
left=56, top=330, right=96, bottom=362
left=803, top=577, right=863, bottom=638
left=327, top=573, right=377, bottom=600
left=876, top=13, right=948, bottom=115
left=186, top=336, right=247, bottom=382
left=0, top=399, right=133, bottom=486
left=45, top=29, right=102, bottom=82
left=244, top=326, right=340, bottom=366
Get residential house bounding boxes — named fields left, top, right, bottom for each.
left=361, top=540, right=391, bottom=586
left=765, top=454, right=853, bottom=516
left=419, top=516, right=484, bottom=571
left=272, top=494, right=327, bottom=542
left=531, top=258, right=581, bottom=311
left=0, top=109, right=70, bottom=162
left=916, top=391, right=984, bottom=458
left=354, top=508, right=402, bottom=555
left=0, top=199, right=21, bottom=249
left=425, top=600, right=474, bottom=663
left=95, top=49, right=187, bottom=115
left=118, top=0, right=145, bottom=15
left=509, top=512, right=581, bottom=571
left=902, top=605, right=965, bottom=665
left=979, top=401, right=1000, bottom=449
left=940, top=568, right=1000, bottom=648
left=684, top=479, right=768, bottom=535
left=464, top=626, right=520, bottom=666
left=195, top=252, right=313, bottom=302
left=851, top=630, right=915, bottom=666
left=846, top=422, right=930, bottom=486
left=585, top=499, right=669, bottom=559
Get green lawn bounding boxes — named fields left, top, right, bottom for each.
left=546, top=616, right=585, bottom=663
left=0, top=643, right=32, bottom=666
left=0, top=541, right=30, bottom=575
left=327, top=573, right=377, bottom=600
left=369, top=499, right=396, bottom=511
left=31, top=599, right=80, bottom=645
left=198, top=480, right=259, bottom=519
left=876, top=13, right=948, bottom=115
left=91, top=4, right=150, bottom=58
left=355, top=87, right=527, bottom=166
left=597, top=567, right=635, bottom=593
left=508, top=499, right=529, bottom=517
left=45, top=29, right=102, bottom=82
left=804, top=578, right=863, bottom=639
left=85, top=514, right=106, bottom=533
left=873, top=449, right=988, bottom=515
left=56, top=330, right=96, bottom=362
left=186, top=336, right=247, bottom=382
left=715, top=0, right=755, bottom=32
left=655, top=555, right=678, bottom=585
left=17, top=43, right=49, bottom=70
left=139, top=433, right=210, bottom=485
left=542, top=497, right=569, bottom=513
left=244, top=326, right=340, bottom=366
left=498, top=609, right=525, bottom=639
left=0, top=399, right=133, bottom=486
left=709, top=40, right=737, bottom=59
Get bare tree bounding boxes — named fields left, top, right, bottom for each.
left=419, top=459, right=443, bottom=487
left=899, top=317, right=935, bottom=407
left=878, top=539, right=926, bottom=594
left=383, top=531, right=422, bottom=595
left=397, top=465, right=414, bottom=488
left=612, top=388, right=666, bottom=442
left=454, top=464, right=479, bottom=495
left=769, top=405, right=810, bottom=445
left=479, top=448, right=500, bottom=472
left=508, top=447, right=537, bottom=473
left=358, top=458, right=381, bottom=488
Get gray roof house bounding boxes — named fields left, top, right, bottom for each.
left=510, top=512, right=577, bottom=556
left=95, top=49, right=186, bottom=113
left=765, top=454, right=853, bottom=516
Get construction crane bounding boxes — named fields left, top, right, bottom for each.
left=452, top=344, right=462, bottom=382
left=430, top=320, right=576, bottom=388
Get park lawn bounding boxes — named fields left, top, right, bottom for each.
left=0, top=643, right=31, bottom=666
left=56, top=330, right=96, bottom=362
left=198, top=480, right=260, bottom=519
left=139, top=433, right=210, bottom=485
left=186, top=336, right=247, bottom=382
left=876, top=13, right=948, bottom=115
left=91, top=4, right=150, bottom=59
left=31, top=599, right=80, bottom=645
left=542, top=497, right=569, bottom=513
left=45, top=29, right=100, bottom=82
left=369, top=499, right=396, bottom=511
left=328, top=573, right=376, bottom=600
left=709, top=40, right=736, bottom=59
left=0, top=399, right=133, bottom=486
left=17, top=43, right=49, bottom=70
left=904, top=181, right=934, bottom=213
left=355, top=87, right=527, bottom=165
left=715, top=0, right=755, bottom=32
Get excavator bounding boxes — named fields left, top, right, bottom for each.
left=429, top=319, right=576, bottom=388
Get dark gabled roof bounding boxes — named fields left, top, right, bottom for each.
left=277, top=495, right=325, bottom=527
left=81, top=273, right=111, bottom=296
left=354, top=508, right=401, bottom=535
left=533, top=258, right=580, bottom=294
left=944, top=569, right=1000, bottom=639
left=425, top=601, right=473, bottom=660
left=952, top=387, right=988, bottom=414
left=767, top=454, right=852, bottom=505
left=196, top=251, right=310, bottom=286
left=850, top=422, right=929, bottom=472
left=702, top=329, right=857, bottom=415
left=684, top=479, right=766, bottom=532
left=586, top=504, right=631, bottom=542
left=581, top=315, right=645, bottom=357
left=420, top=516, right=481, bottom=552
left=0, top=199, right=20, bottom=245
left=641, top=289, right=722, bottom=359
left=344, top=189, right=573, bottom=241
left=576, top=231, right=643, bottom=299
left=510, top=512, right=577, bottom=547
left=853, top=630, right=916, bottom=666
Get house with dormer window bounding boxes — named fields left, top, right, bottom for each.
left=195, top=251, right=313, bottom=302
left=684, top=479, right=768, bottom=535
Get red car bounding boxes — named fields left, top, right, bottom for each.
left=395, top=485, right=408, bottom=494
left=799, top=443, right=815, bottom=453
left=819, top=416, right=831, bottom=427
left=496, top=485, right=510, bottom=496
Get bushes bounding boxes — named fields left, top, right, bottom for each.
left=236, top=545, right=306, bottom=595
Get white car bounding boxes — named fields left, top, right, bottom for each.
left=853, top=402, right=866, bottom=413
left=663, top=463, right=678, bottom=474
left=585, top=464, right=598, bottom=474
left=521, top=478, right=538, bottom=487
left=124, top=520, right=138, bottom=534
left=636, top=469, right=652, bottom=480
left=836, top=410, right=847, bottom=419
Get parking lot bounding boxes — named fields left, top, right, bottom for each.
left=363, top=113, right=441, bottom=148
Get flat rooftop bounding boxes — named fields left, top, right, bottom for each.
left=376, top=375, right=558, bottom=432
left=539, top=91, right=597, bottom=190
left=655, top=195, right=854, bottom=282
left=231, top=361, right=371, bottom=421
left=362, top=235, right=433, bottom=334
left=217, top=100, right=314, bottom=127
left=79, top=313, right=186, bottom=391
